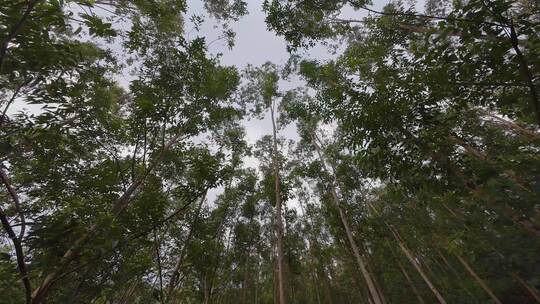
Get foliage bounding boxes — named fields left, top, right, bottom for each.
left=1, top=0, right=539, bottom=303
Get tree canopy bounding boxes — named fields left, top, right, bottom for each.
left=1, top=0, right=539, bottom=303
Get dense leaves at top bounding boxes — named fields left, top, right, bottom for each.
left=1, top=0, right=539, bottom=303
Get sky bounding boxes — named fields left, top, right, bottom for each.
left=7, top=0, right=427, bottom=205
left=10, top=0, right=424, bottom=142
left=187, top=0, right=326, bottom=148
left=187, top=0, right=425, bottom=147
left=184, top=0, right=406, bottom=204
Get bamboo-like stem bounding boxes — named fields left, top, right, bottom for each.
left=270, top=101, right=287, bottom=304
left=311, top=131, right=384, bottom=304
left=455, top=254, right=502, bottom=304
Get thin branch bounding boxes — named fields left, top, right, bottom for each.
left=153, top=228, right=164, bottom=304
left=31, top=130, right=188, bottom=303
left=0, top=166, right=26, bottom=239
left=348, top=1, right=508, bottom=28
left=0, top=204, right=31, bottom=304
left=0, top=0, right=44, bottom=72
left=1, top=79, right=30, bottom=127
left=166, top=189, right=208, bottom=296
left=509, top=21, right=540, bottom=126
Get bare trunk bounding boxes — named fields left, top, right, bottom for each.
left=311, top=132, right=383, bottom=304
left=0, top=207, right=31, bottom=303
left=455, top=254, right=502, bottom=304
left=299, top=202, right=321, bottom=304
left=270, top=104, right=287, bottom=304
left=255, top=254, right=260, bottom=304
left=119, top=280, right=139, bottom=304
left=322, top=269, right=334, bottom=304
left=203, top=276, right=211, bottom=304
left=396, top=260, right=425, bottom=304
left=448, top=134, right=532, bottom=193
left=441, top=205, right=539, bottom=302
left=166, top=191, right=208, bottom=296
left=0, top=4, right=43, bottom=299
left=478, top=109, right=539, bottom=139
left=0, top=169, right=31, bottom=303
left=363, top=247, right=387, bottom=304
left=390, top=228, right=447, bottom=304
left=437, top=250, right=475, bottom=297
left=512, top=272, right=540, bottom=303
left=154, top=229, right=164, bottom=303
left=368, top=202, right=445, bottom=304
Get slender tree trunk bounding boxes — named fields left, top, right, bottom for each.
left=396, top=260, right=425, bottom=304
left=203, top=276, right=211, bottom=304
left=166, top=191, right=208, bottom=296
left=154, top=229, right=164, bottom=303
left=0, top=168, right=31, bottom=303
left=311, top=132, right=383, bottom=304
left=390, top=228, right=447, bottom=304
left=119, top=280, right=139, bottom=304
left=455, top=254, right=502, bottom=304
left=508, top=21, right=540, bottom=126
left=363, top=246, right=387, bottom=304
left=401, top=127, right=538, bottom=237
left=312, top=271, right=322, bottom=304
left=0, top=206, right=31, bottom=303
left=270, top=104, right=287, bottom=304
left=299, top=203, right=323, bottom=304
left=436, top=250, right=475, bottom=298
left=448, top=134, right=533, bottom=193
left=368, top=202, right=446, bottom=304
left=255, top=253, right=260, bottom=304
left=440, top=204, right=539, bottom=302
left=322, top=268, right=334, bottom=304
left=478, top=108, right=539, bottom=139
left=31, top=132, right=186, bottom=303
left=512, top=272, right=540, bottom=303
left=241, top=261, right=249, bottom=304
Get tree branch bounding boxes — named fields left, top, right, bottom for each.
left=0, top=0, right=43, bottom=72
left=0, top=205, right=31, bottom=303
left=347, top=1, right=508, bottom=28
left=0, top=167, right=26, bottom=239
left=31, top=131, right=187, bottom=303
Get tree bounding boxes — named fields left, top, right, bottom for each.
left=2, top=1, right=539, bottom=303
left=1, top=1, right=245, bottom=303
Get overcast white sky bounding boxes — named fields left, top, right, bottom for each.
left=187, top=0, right=425, bottom=146
left=11, top=0, right=424, bottom=142
left=8, top=0, right=426, bottom=204
left=186, top=0, right=419, bottom=204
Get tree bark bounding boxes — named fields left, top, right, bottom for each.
left=478, top=108, right=539, bottom=139
left=0, top=206, right=31, bottom=303
left=166, top=190, right=208, bottom=296
left=31, top=132, right=186, bottom=303
left=311, top=132, right=384, bottom=304
left=396, top=260, right=425, bottom=304
left=390, top=228, right=447, bottom=304
left=508, top=21, right=540, bottom=126
left=270, top=103, right=287, bottom=304
left=154, top=229, right=164, bottom=304
left=370, top=201, right=446, bottom=304
left=455, top=254, right=502, bottom=304
left=436, top=250, right=475, bottom=298
left=511, top=272, right=540, bottom=303
left=0, top=2, right=43, bottom=302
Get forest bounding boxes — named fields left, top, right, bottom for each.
left=0, top=0, right=539, bottom=303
